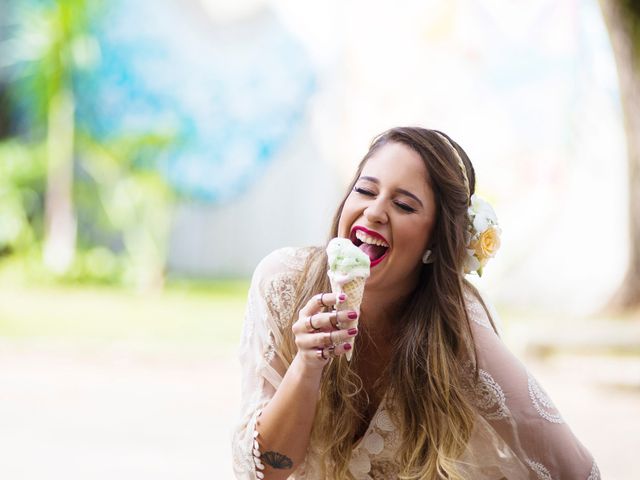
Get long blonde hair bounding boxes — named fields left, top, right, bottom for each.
left=281, top=127, right=493, bottom=479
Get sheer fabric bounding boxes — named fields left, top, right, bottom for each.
left=232, top=248, right=599, bottom=479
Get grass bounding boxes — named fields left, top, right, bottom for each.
left=0, top=279, right=250, bottom=355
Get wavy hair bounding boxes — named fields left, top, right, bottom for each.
left=280, top=127, right=494, bottom=479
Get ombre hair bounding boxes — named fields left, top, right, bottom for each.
left=280, top=127, right=495, bottom=479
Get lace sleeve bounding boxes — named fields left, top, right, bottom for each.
left=231, top=247, right=310, bottom=479
left=462, top=290, right=600, bottom=480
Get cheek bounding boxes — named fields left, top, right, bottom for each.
left=397, top=218, right=434, bottom=253
left=337, top=210, right=350, bottom=238
left=337, top=197, right=357, bottom=237
left=337, top=216, right=348, bottom=238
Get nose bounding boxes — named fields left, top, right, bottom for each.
left=363, top=197, right=389, bottom=224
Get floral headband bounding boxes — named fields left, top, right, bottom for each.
left=434, top=132, right=501, bottom=276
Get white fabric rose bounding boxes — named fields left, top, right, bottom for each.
left=469, top=194, right=498, bottom=233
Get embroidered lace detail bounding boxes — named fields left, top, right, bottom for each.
left=370, top=459, right=400, bottom=479
left=264, top=271, right=298, bottom=331
left=279, top=246, right=313, bottom=272
left=348, top=406, right=400, bottom=479
left=464, top=291, right=492, bottom=329
left=253, top=410, right=265, bottom=479
left=587, top=460, right=601, bottom=480
left=375, top=409, right=395, bottom=432
left=528, top=373, right=563, bottom=424
left=263, top=329, right=276, bottom=364
left=349, top=448, right=372, bottom=479
left=473, top=369, right=510, bottom=420
left=232, top=394, right=266, bottom=476
left=526, top=458, right=554, bottom=480
left=262, top=247, right=314, bottom=332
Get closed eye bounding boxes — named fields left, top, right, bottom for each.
left=354, top=187, right=375, bottom=196
left=395, top=202, right=416, bottom=213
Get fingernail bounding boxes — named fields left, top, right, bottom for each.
left=348, top=328, right=358, bottom=336
left=344, top=343, right=352, bottom=351
left=339, top=294, right=346, bottom=301
left=348, top=311, right=358, bottom=319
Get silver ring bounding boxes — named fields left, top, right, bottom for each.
left=328, top=345, right=337, bottom=358
left=317, top=347, right=327, bottom=360
left=319, top=293, right=329, bottom=308
left=328, top=330, right=335, bottom=347
left=330, top=310, right=339, bottom=329
left=308, top=315, right=320, bottom=331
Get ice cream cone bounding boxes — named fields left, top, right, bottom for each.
left=326, top=237, right=370, bottom=361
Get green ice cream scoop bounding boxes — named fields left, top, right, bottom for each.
left=326, top=237, right=371, bottom=284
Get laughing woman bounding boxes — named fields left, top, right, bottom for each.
left=232, top=127, right=598, bottom=479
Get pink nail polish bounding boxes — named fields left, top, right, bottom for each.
left=348, top=311, right=358, bottom=319
left=339, top=294, right=346, bottom=301
left=344, top=343, right=352, bottom=351
left=348, top=328, right=358, bottom=336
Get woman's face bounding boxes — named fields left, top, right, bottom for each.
left=338, top=141, right=437, bottom=292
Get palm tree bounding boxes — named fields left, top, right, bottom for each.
left=11, top=0, right=96, bottom=273
left=600, top=0, right=640, bottom=311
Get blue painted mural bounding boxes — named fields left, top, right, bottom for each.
left=74, top=1, right=316, bottom=203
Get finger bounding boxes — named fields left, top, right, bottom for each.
left=320, top=309, right=358, bottom=331
left=301, top=292, right=347, bottom=316
left=293, top=309, right=358, bottom=334
left=303, top=340, right=354, bottom=364
left=314, top=346, right=332, bottom=362
left=328, top=341, right=353, bottom=358
left=292, top=312, right=323, bottom=335
left=295, top=327, right=359, bottom=351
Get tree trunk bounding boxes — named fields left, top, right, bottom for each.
left=600, top=0, right=640, bottom=311
left=43, top=88, right=76, bottom=274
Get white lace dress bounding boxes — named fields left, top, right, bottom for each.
left=231, top=247, right=599, bottom=480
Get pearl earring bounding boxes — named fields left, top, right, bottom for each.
left=422, top=249, right=434, bottom=264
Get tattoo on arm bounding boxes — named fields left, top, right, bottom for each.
left=262, top=451, right=293, bottom=470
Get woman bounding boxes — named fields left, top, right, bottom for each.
left=232, top=127, right=598, bottom=479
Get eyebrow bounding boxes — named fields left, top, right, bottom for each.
left=358, top=176, right=424, bottom=208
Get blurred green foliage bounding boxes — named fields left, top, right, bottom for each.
left=0, top=140, right=46, bottom=256
left=0, top=0, right=178, bottom=289
left=0, top=279, right=250, bottom=352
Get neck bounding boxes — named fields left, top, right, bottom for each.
left=360, top=284, right=412, bottom=340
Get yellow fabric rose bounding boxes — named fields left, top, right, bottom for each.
left=470, top=226, right=501, bottom=260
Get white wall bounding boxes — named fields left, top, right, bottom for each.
left=167, top=126, right=344, bottom=277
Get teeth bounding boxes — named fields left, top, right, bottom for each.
left=355, top=230, right=389, bottom=247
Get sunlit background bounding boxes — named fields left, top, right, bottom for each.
left=1, top=0, right=638, bottom=478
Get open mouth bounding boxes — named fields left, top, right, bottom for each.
left=350, top=226, right=390, bottom=267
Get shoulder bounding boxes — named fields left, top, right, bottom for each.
left=251, top=246, right=320, bottom=330
left=462, top=283, right=503, bottom=335
left=252, top=246, right=318, bottom=287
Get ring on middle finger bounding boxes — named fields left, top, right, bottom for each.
left=308, top=315, right=320, bottom=332
left=319, top=293, right=329, bottom=308
left=330, top=310, right=339, bottom=329
left=324, top=332, right=335, bottom=348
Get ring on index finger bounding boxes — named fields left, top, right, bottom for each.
left=307, top=315, right=320, bottom=332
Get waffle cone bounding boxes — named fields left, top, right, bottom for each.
left=330, top=276, right=366, bottom=361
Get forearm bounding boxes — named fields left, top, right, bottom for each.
left=255, top=354, right=323, bottom=480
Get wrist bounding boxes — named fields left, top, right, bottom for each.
left=290, top=353, right=325, bottom=387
